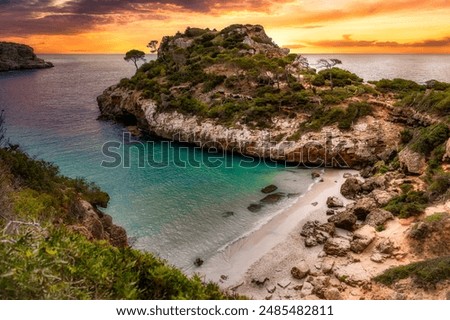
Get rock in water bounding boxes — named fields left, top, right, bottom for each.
left=0, top=42, right=54, bottom=71
left=222, top=211, right=235, bottom=218
left=248, top=203, right=263, bottom=212
left=261, top=184, right=278, bottom=194
left=260, top=192, right=285, bottom=204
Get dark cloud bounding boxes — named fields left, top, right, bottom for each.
left=0, top=0, right=290, bottom=37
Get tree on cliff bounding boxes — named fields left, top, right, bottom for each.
left=124, top=49, right=146, bottom=70
left=147, top=40, right=159, bottom=54
left=316, top=58, right=342, bottom=90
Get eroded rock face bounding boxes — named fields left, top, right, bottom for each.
left=365, top=208, right=394, bottom=227
left=0, top=42, right=53, bottom=71
left=70, top=199, right=128, bottom=248
left=97, top=85, right=399, bottom=169
left=399, top=147, right=426, bottom=175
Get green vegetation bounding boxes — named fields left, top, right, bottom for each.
left=424, top=212, right=447, bottom=223
left=312, top=67, right=363, bottom=88
left=399, top=89, right=450, bottom=116
left=384, top=185, right=428, bottom=218
left=410, top=123, right=449, bottom=156
left=305, top=101, right=372, bottom=131
left=0, top=228, right=229, bottom=299
left=124, top=49, right=146, bottom=70
left=370, top=78, right=425, bottom=97
left=0, top=145, right=234, bottom=299
left=374, top=256, right=450, bottom=288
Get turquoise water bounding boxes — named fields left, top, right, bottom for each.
left=0, top=55, right=313, bottom=269
left=2, top=54, right=448, bottom=270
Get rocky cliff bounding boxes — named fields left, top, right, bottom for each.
left=98, top=85, right=400, bottom=169
left=97, top=24, right=449, bottom=171
left=0, top=42, right=53, bottom=71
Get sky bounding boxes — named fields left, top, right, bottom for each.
left=0, top=0, right=449, bottom=54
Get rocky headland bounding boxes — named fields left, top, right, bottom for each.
left=0, top=42, right=53, bottom=72
left=96, top=24, right=450, bottom=299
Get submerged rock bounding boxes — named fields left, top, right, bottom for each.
left=248, top=203, right=263, bottom=212
left=222, top=211, right=235, bottom=218
left=261, top=184, right=278, bottom=194
left=194, top=258, right=204, bottom=267
left=261, top=192, right=286, bottom=204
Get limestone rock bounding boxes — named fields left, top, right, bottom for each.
left=352, top=197, right=377, bottom=220
left=399, top=147, right=426, bottom=175
left=301, top=221, right=335, bottom=247
left=327, top=196, right=344, bottom=208
left=300, top=281, right=314, bottom=297
left=376, top=238, right=396, bottom=254
left=365, top=209, right=394, bottom=227
left=334, top=263, right=371, bottom=287
left=309, top=275, right=330, bottom=298
left=323, top=237, right=351, bottom=256
left=350, top=225, right=376, bottom=253
left=261, top=192, right=285, bottom=204
left=321, top=258, right=335, bottom=274
left=341, top=177, right=362, bottom=199
left=328, top=211, right=357, bottom=231
left=291, top=262, right=310, bottom=280
left=324, top=288, right=342, bottom=300
left=0, top=42, right=53, bottom=71
left=370, top=189, right=396, bottom=206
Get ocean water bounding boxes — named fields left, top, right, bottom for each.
left=0, top=54, right=449, bottom=271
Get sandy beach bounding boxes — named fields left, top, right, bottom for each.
left=198, top=169, right=356, bottom=290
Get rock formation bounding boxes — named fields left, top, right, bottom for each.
left=0, top=42, right=53, bottom=71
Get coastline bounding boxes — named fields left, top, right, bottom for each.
left=197, top=169, right=356, bottom=287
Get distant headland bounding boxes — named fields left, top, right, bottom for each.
left=0, top=42, right=53, bottom=72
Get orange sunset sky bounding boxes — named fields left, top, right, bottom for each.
left=1, top=0, right=449, bottom=54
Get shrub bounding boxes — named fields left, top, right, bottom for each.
left=400, top=90, right=450, bottom=115
left=374, top=256, right=450, bottom=288
left=410, top=123, right=449, bottom=156
left=312, top=68, right=363, bottom=88
left=338, top=102, right=372, bottom=130
left=384, top=190, right=428, bottom=218
left=428, top=172, right=450, bottom=199
left=400, top=129, right=413, bottom=144
left=371, top=78, right=425, bottom=95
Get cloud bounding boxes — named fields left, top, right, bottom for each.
left=0, top=0, right=293, bottom=37
left=298, top=34, right=450, bottom=49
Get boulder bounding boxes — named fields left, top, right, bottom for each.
left=261, top=184, right=278, bottom=194
left=248, top=203, right=263, bottom=212
left=222, top=211, right=235, bottom=217
left=291, top=262, right=310, bottom=280
left=326, top=209, right=335, bottom=216
left=352, top=197, right=377, bottom=220
left=376, top=238, right=396, bottom=254
left=324, top=288, right=342, bottom=300
left=328, top=211, right=357, bottom=231
left=350, top=225, right=376, bottom=253
left=321, top=258, right=335, bottom=274
left=323, top=237, right=351, bottom=256
left=365, top=209, right=394, bottom=227
left=261, top=192, right=285, bottom=204
left=340, top=177, right=362, bottom=199
left=326, top=196, right=344, bottom=208
left=370, top=189, right=395, bottom=206
left=334, top=263, right=371, bottom=287
left=309, top=275, right=330, bottom=298
left=194, top=258, right=204, bottom=267
left=300, top=281, right=314, bottom=297
left=301, top=221, right=335, bottom=247
left=399, top=147, right=427, bottom=175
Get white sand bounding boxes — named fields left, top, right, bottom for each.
left=197, top=169, right=356, bottom=291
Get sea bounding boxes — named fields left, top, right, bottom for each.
left=0, top=54, right=449, bottom=272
